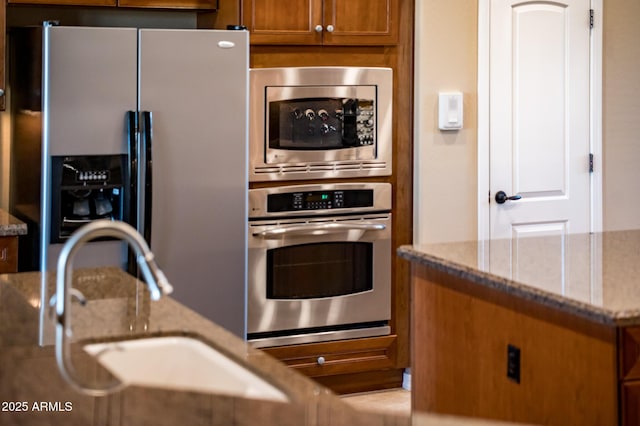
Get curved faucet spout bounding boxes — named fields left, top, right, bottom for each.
left=53, top=219, right=174, bottom=396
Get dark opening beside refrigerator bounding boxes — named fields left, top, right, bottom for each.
left=9, top=24, right=248, bottom=339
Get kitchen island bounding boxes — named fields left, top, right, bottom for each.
left=398, top=230, right=640, bottom=426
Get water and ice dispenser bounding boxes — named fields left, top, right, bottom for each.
left=50, top=155, right=128, bottom=242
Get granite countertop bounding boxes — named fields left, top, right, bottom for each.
left=1, top=266, right=520, bottom=425
left=398, top=229, right=640, bottom=327
left=0, top=209, right=27, bottom=236
left=0, top=267, right=409, bottom=426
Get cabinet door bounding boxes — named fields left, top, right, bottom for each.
left=7, top=0, right=216, bottom=8
left=118, top=0, right=217, bottom=9
left=0, top=0, right=4, bottom=110
left=7, top=0, right=116, bottom=6
left=622, top=381, right=640, bottom=426
left=262, top=335, right=397, bottom=378
left=243, top=0, right=324, bottom=45
left=0, top=237, right=18, bottom=273
left=322, top=0, right=398, bottom=45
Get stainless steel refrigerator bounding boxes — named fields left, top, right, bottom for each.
left=9, top=24, right=248, bottom=338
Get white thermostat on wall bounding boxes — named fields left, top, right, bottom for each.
left=438, top=92, right=463, bottom=130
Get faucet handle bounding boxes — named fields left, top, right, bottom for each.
left=49, top=288, right=87, bottom=319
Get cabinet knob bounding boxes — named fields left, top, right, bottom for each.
left=0, top=89, right=4, bottom=97
left=315, top=25, right=323, bottom=33
left=326, top=25, right=335, bottom=33
left=317, top=356, right=325, bottom=365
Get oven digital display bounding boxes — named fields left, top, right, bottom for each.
left=267, top=189, right=373, bottom=212
left=305, top=193, right=330, bottom=202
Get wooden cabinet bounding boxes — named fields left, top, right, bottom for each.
left=0, top=0, right=5, bottom=111
left=0, top=237, right=18, bottom=273
left=620, top=327, right=640, bottom=424
left=263, top=335, right=396, bottom=378
left=7, top=0, right=217, bottom=9
left=242, top=0, right=398, bottom=45
left=118, top=0, right=217, bottom=9
left=262, top=335, right=402, bottom=394
left=410, top=264, right=619, bottom=425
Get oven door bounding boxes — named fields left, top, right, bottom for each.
left=264, top=85, right=378, bottom=165
left=247, top=214, right=391, bottom=343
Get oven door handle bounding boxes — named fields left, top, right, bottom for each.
left=253, top=222, right=386, bottom=238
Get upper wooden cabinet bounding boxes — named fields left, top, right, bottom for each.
left=242, top=0, right=399, bottom=45
left=6, top=0, right=217, bottom=9
left=0, top=0, right=5, bottom=111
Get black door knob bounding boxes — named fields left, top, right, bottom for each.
left=495, top=191, right=522, bottom=204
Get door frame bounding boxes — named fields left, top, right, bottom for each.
left=477, top=0, right=603, bottom=241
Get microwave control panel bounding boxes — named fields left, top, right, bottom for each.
left=267, top=189, right=374, bottom=213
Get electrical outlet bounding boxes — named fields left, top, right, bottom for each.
left=507, top=344, right=521, bottom=384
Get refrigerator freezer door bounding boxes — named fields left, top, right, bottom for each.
left=43, top=26, right=138, bottom=271
left=138, top=29, right=249, bottom=337
left=45, top=27, right=138, bottom=157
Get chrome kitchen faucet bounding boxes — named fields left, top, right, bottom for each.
left=52, top=220, right=173, bottom=396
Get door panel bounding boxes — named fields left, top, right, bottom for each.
left=490, top=0, right=591, bottom=240
left=242, top=0, right=323, bottom=44
left=513, top=4, right=568, bottom=196
left=323, top=0, right=398, bottom=45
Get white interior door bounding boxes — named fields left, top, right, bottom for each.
left=489, top=0, right=592, bottom=241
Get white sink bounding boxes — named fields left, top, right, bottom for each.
left=83, top=336, right=289, bottom=402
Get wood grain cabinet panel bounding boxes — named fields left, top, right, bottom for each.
left=262, top=335, right=397, bottom=378
left=0, top=0, right=5, bottom=111
left=0, top=237, right=19, bottom=273
left=118, top=0, right=217, bottom=9
left=8, top=0, right=116, bottom=6
left=622, top=381, right=640, bottom=426
left=620, top=327, right=640, bottom=380
left=7, top=0, right=217, bottom=9
left=242, top=0, right=398, bottom=45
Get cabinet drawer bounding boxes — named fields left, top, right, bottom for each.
left=262, top=335, right=396, bottom=377
left=0, top=236, right=18, bottom=274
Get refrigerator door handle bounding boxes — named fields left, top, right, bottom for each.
left=140, top=111, right=153, bottom=245
left=126, top=111, right=139, bottom=277
left=126, top=111, right=138, bottom=229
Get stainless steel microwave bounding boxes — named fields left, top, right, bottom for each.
left=249, top=67, right=393, bottom=182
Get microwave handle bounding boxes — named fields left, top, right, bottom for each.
left=253, top=222, right=386, bottom=238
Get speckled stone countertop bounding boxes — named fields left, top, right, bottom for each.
left=0, top=267, right=408, bottom=425
left=0, top=266, right=518, bottom=425
left=398, top=230, right=640, bottom=327
left=0, top=209, right=27, bottom=236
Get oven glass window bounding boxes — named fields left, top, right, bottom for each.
left=268, top=97, right=375, bottom=150
left=266, top=242, right=373, bottom=299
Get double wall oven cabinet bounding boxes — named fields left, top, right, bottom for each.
left=242, top=0, right=399, bottom=45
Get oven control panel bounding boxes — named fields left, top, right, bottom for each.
left=267, top=189, right=373, bottom=213
left=249, top=183, right=392, bottom=218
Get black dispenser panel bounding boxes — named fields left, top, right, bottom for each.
left=50, top=155, right=128, bottom=242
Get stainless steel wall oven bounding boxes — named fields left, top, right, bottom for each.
left=247, top=183, right=392, bottom=348
left=249, top=67, right=393, bottom=182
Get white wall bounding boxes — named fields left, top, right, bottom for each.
left=413, top=0, right=478, bottom=244
left=414, top=0, right=640, bottom=244
left=602, top=0, right=640, bottom=231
